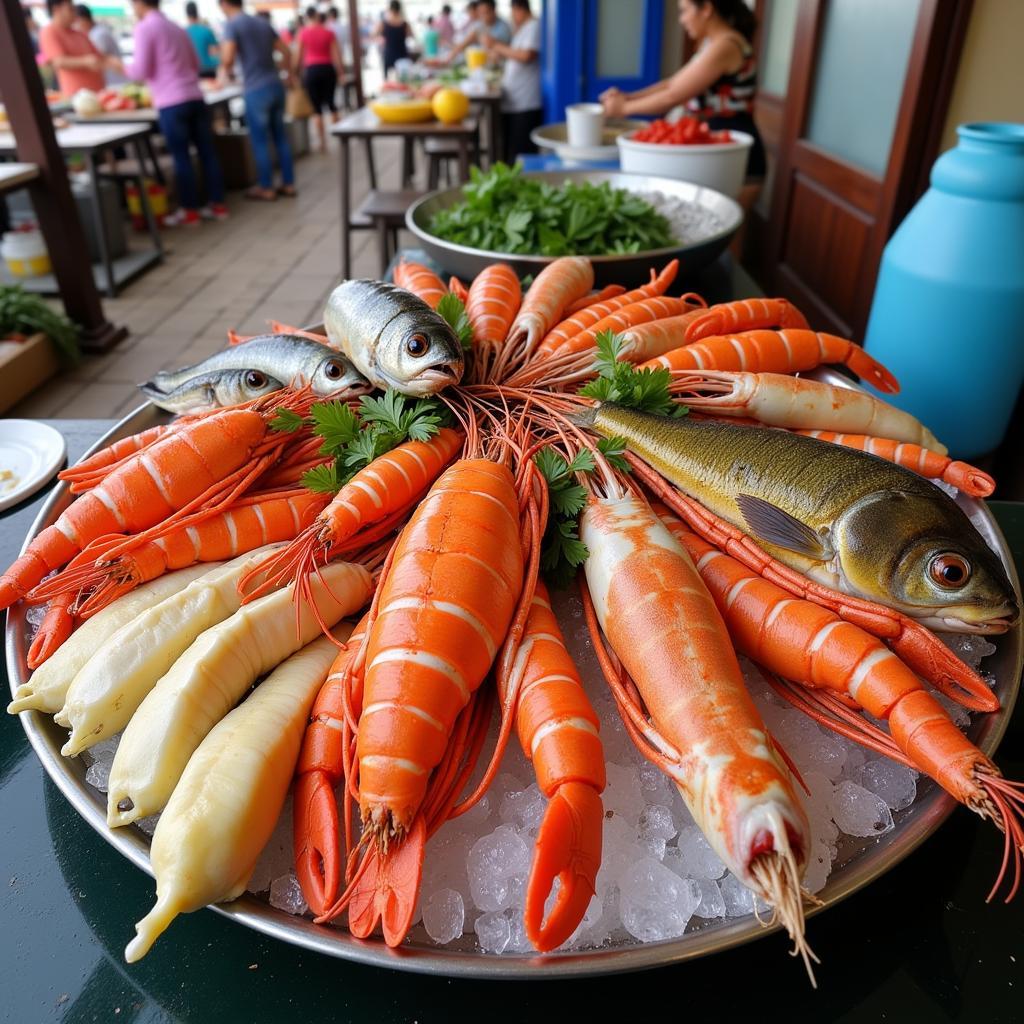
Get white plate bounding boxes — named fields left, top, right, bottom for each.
left=0, top=419, right=66, bottom=513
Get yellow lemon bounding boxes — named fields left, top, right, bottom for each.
left=432, top=88, right=470, bottom=125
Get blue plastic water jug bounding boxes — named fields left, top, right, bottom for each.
left=863, top=122, right=1024, bottom=460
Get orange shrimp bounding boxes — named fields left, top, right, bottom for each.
left=0, top=400, right=310, bottom=610
left=28, top=489, right=328, bottom=620
left=294, top=614, right=369, bottom=915
left=27, top=595, right=76, bottom=669
left=553, top=295, right=703, bottom=357
left=316, top=458, right=524, bottom=945
left=562, top=284, right=627, bottom=317
left=268, top=321, right=332, bottom=345
left=448, top=276, right=469, bottom=303
left=640, top=329, right=900, bottom=394
left=506, top=582, right=605, bottom=952
left=59, top=424, right=176, bottom=491
left=684, top=297, right=810, bottom=341
left=579, top=493, right=813, bottom=970
left=242, top=428, right=464, bottom=606
left=466, top=263, right=522, bottom=346
left=505, top=256, right=594, bottom=351
left=393, top=260, right=447, bottom=309
left=657, top=508, right=1024, bottom=898
left=794, top=430, right=994, bottom=497
left=535, top=260, right=680, bottom=355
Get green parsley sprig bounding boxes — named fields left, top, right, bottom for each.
left=579, top=330, right=688, bottom=418
left=436, top=292, right=474, bottom=351
left=272, top=389, right=450, bottom=495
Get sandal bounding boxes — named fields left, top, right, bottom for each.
left=245, top=187, right=277, bottom=201
left=277, top=185, right=298, bottom=198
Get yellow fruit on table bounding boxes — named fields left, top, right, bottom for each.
left=432, top=88, right=470, bottom=125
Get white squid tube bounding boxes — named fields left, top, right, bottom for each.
left=58, top=544, right=286, bottom=755
left=107, top=560, right=372, bottom=827
left=125, top=633, right=347, bottom=962
left=8, top=564, right=214, bottom=716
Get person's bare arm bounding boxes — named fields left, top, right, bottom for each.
left=610, top=37, right=742, bottom=117
left=274, top=35, right=295, bottom=86
left=330, top=36, right=343, bottom=74
left=487, top=39, right=536, bottom=64
left=218, top=37, right=236, bottom=83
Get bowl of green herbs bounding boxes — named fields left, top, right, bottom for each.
left=406, top=163, right=743, bottom=286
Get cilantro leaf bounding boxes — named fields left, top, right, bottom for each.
left=580, top=329, right=686, bottom=418
left=270, top=408, right=307, bottom=434
left=596, top=436, right=630, bottom=472
left=309, top=401, right=361, bottom=455
left=436, top=291, right=474, bottom=351
left=301, top=463, right=342, bottom=494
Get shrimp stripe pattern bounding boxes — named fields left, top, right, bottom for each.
left=393, top=260, right=447, bottom=309
left=59, top=424, right=176, bottom=489
left=580, top=495, right=810, bottom=888
left=552, top=295, right=701, bottom=357
left=506, top=257, right=594, bottom=351
left=684, top=298, right=810, bottom=341
left=29, top=490, right=329, bottom=618
left=0, top=408, right=274, bottom=609
left=795, top=430, right=994, bottom=497
left=536, top=259, right=680, bottom=354
left=640, top=329, right=900, bottom=394
left=356, top=459, right=524, bottom=838
left=466, top=263, right=522, bottom=347
left=562, top=284, right=626, bottom=317
left=508, top=581, right=605, bottom=952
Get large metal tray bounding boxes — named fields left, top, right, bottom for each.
left=405, top=170, right=744, bottom=288
left=6, top=399, right=1022, bottom=979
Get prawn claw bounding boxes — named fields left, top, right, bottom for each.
left=524, top=781, right=603, bottom=952
left=292, top=770, right=342, bottom=916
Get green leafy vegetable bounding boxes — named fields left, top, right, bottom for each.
left=428, top=163, right=674, bottom=257
left=269, top=407, right=307, bottom=434
left=301, top=463, right=342, bottom=494
left=310, top=401, right=361, bottom=454
left=0, top=284, right=81, bottom=364
left=534, top=447, right=597, bottom=588
left=436, top=291, right=474, bottom=351
left=580, top=330, right=687, bottom=418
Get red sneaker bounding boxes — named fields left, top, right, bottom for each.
left=203, top=203, right=230, bottom=221
left=165, top=208, right=200, bottom=227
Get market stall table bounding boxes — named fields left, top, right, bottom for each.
left=1, top=413, right=1021, bottom=1022
left=0, top=123, right=162, bottom=297
left=331, top=106, right=478, bottom=278
left=0, top=161, right=39, bottom=193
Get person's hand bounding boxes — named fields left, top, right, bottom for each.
left=284, top=72, right=297, bottom=89
left=82, top=53, right=104, bottom=72
left=598, top=85, right=620, bottom=102
left=481, top=32, right=494, bottom=50
left=602, top=91, right=626, bottom=118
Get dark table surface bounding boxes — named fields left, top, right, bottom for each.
left=3, top=420, right=1023, bottom=1024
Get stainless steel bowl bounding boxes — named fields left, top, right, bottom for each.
left=405, top=170, right=744, bottom=288
left=6, top=389, right=1022, bottom=979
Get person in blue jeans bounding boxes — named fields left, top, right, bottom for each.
left=218, top=0, right=296, bottom=200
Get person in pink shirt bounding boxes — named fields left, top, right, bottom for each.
left=296, top=8, right=342, bottom=153
left=113, top=0, right=227, bottom=225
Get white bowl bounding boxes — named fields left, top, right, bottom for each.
left=617, top=129, right=754, bottom=199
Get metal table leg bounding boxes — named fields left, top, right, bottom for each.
left=487, top=101, right=499, bottom=167
left=363, top=137, right=377, bottom=190
left=87, top=152, right=116, bottom=297
left=377, top=218, right=390, bottom=277
left=457, top=135, right=469, bottom=183
left=401, top=137, right=414, bottom=188
left=132, top=139, right=163, bottom=258
left=340, top=135, right=352, bottom=279
left=142, top=131, right=164, bottom=185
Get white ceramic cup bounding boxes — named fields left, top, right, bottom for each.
left=566, top=103, right=605, bottom=149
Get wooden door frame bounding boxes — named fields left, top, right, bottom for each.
left=765, top=0, right=972, bottom=337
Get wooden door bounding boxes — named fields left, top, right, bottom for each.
left=764, top=0, right=971, bottom=339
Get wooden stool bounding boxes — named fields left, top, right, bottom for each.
left=424, top=131, right=480, bottom=189
left=358, top=189, right=424, bottom=275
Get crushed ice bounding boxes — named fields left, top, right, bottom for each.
left=75, top=591, right=997, bottom=954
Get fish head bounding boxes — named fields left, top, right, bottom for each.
left=139, top=368, right=284, bottom=413
left=374, top=311, right=465, bottom=396
left=838, top=491, right=1019, bottom=634
left=310, top=354, right=373, bottom=398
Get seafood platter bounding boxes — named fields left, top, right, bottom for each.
left=406, top=166, right=743, bottom=287
left=6, top=256, right=1023, bottom=980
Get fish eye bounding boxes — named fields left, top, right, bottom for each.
left=244, top=370, right=267, bottom=388
left=929, top=553, right=972, bottom=589
left=324, top=359, right=345, bottom=380
left=406, top=333, right=430, bottom=357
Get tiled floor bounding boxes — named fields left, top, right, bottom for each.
left=11, top=138, right=407, bottom=420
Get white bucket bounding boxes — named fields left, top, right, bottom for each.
left=616, top=129, right=754, bottom=199
left=2, top=229, right=51, bottom=277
